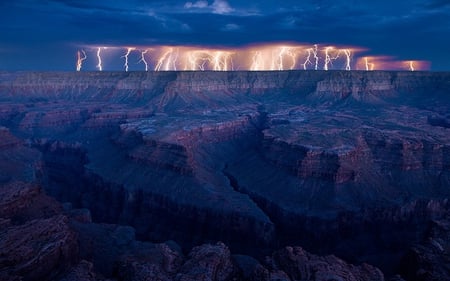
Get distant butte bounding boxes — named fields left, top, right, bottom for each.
left=0, top=71, right=449, bottom=281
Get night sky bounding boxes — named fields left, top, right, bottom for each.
left=1, top=0, right=449, bottom=71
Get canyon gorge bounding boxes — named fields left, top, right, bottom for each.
left=0, top=70, right=449, bottom=280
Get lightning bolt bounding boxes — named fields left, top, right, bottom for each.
left=270, top=49, right=277, bottom=70
left=364, top=57, right=375, bottom=71
left=199, top=58, right=207, bottom=71
left=186, top=50, right=207, bottom=70
left=96, top=47, right=105, bottom=71
left=155, top=48, right=179, bottom=71
left=302, top=48, right=313, bottom=70
left=312, top=44, right=319, bottom=70
left=76, top=50, right=87, bottom=72
left=251, top=51, right=263, bottom=71
left=229, top=56, right=235, bottom=71
left=343, top=49, right=352, bottom=71
left=122, top=47, right=136, bottom=72
left=212, top=51, right=223, bottom=71
left=211, top=51, right=233, bottom=71
left=186, top=51, right=198, bottom=70
left=277, top=47, right=287, bottom=70
left=155, top=48, right=172, bottom=71
left=323, top=46, right=339, bottom=71
left=83, top=43, right=429, bottom=71
left=269, top=46, right=298, bottom=71
left=170, top=48, right=179, bottom=70
left=285, top=47, right=298, bottom=70
left=138, top=49, right=149, bottom=71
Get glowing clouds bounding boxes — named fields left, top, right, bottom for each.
left=242, top=45, right=362, bottom=71
left=247, top=45, right=301, bottom=71
left=152, top=47, right=234, bottom=71
left=405, top=61, right=430, bottom=72
left=356, top=57, right=430, bottom=71
left=76, top=43, right=430, bottom=72
left=154, top=47, right=179, bottom=71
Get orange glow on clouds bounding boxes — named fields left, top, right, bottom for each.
left=77, top=43, right=430, bottom=72
left=356, top=56, right=431, bottom=71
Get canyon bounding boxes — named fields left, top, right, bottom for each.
left=0, top=70, right=449, bottom=280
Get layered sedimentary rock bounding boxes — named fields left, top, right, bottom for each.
left=0, top=70, right=449, bottom=280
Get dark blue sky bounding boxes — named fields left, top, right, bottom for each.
left=1, top=0, right=449, bottom=70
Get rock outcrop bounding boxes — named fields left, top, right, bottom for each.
left=0, top=178, right=392, bottom=281
left=399, top=217, right=450, bottom=281
left=266, top=246, right=384, bottom=281
left=0, top=180, right=76, bottom=281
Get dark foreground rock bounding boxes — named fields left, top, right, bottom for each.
left=270, top=246, right=384, bottom=281
left=0, top=180, right=389, bottom=281
left=0, top=180, right=76, bottom=280
left=399, top=218, right=450, bottom=281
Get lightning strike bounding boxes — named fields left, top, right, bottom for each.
left=364, top=57, right=375, bottom=71
left=122, top=47, right=136, bottom=72
left=323, top=47, right=339, bottom=71
left=76, top=50, right=87, bottom=71
left=211, top=51, right=233, bottom=71
left=96, top=47, right=105, bottom=71
left=155, top=48, right=180, bottom=71
left=312, top=45, right=319, bottom=70
left=170, top=49, right=179, bottom=70
left=155, top=48, right=173, bottom=71
left=251, top=51, right=263, bottom=71
left=302, top=48, right=313, bottom=70
left=186, top=50, right=207, bottom=70
left=79, top=43, right=428, bottom=71
left=212, top=51, right=223, bottom=71
left=343, top=49, right=352, bottom=71
left=273, top=47, right=284, bottom=70
left=270, top=49, right=277, bottom=70
left=186, top=51, right=199, bottom=70
left=283, top=47, right=298, bottom=70
left=138, top=49, right=149, bottom=71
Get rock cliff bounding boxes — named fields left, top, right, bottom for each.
left=0, top=70, right=449, bottom=280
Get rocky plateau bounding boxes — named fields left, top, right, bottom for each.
left=0, top=70, right=449, bottom=280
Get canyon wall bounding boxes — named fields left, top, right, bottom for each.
left=1, top=70, right=449, bottom=280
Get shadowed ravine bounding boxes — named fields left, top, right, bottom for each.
left=1, top=71, right=449, bottom=281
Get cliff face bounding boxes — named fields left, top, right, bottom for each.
left=0, top=70, right=449, bottom=280
left=1, top=71, right=448, bottom=104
